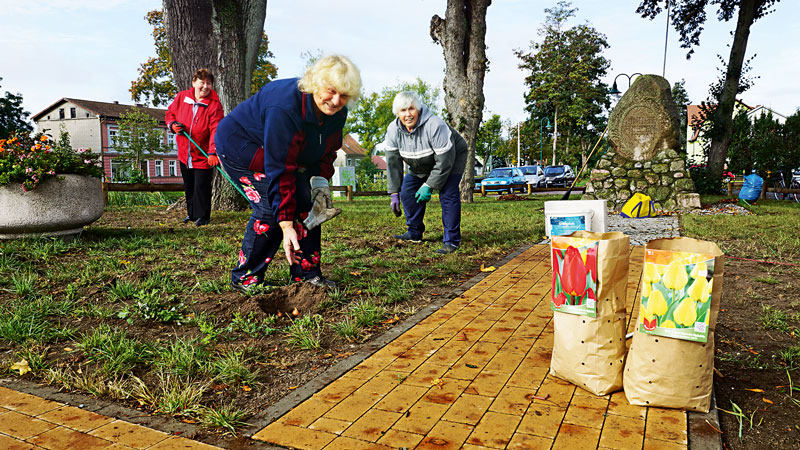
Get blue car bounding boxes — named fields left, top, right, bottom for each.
left=480, top=167, right=527, bottom=193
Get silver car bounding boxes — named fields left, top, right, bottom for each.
left=519, top=165, right=545, bottom=187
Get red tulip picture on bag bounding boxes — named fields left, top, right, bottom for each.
left=551, top=236, right=599, bottom=317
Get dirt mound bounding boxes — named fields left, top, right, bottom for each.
left=245, top=283, right=329, bottom=317
left=497, top=193, right=531, bottom=201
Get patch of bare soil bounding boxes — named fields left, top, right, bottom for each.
left=714, top=257, right=800, bottom=449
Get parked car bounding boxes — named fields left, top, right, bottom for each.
left=480, top=167, right=527, bottom=193
left=543, top=165, right=575, bottom=187
left=519, top=164, right=545, bottom=187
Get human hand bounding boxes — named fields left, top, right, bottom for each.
left=207, top=155, right=220, bottom=167
left=279, top=221, right=301, bottom=265
left=415, top=185, right=432, bottom=203
left=390, top=193, right=402, bottom=216
left=171, top=122, right=185, bottom=134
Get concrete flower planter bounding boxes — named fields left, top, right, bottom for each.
left=0, top=174, right=104, bottom=239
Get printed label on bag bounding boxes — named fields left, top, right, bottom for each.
left=551, top=236, right=599, bottom=317
left=637, top=249, right=715, bottom=343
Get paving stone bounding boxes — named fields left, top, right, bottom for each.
left=37, top=405, right=114, bottom=433
left=466, top=411, right=521, bottom=448
left=88, top=420, right=170, bottom=449
left=28, top=426, right=113, bottom=450
left=598, top=413, right=645, bottom=449
left=416, top=420, right=473, bottom=450
left=0, top=410, right=57, bottom=439
left=0, top=433, right=39, bottom=450
left=375, top=429, right=424, bottom=448
left=552, top=423, right=602, bottom=449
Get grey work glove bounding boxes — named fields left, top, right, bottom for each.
left=303, top=176, right=341, bottom=230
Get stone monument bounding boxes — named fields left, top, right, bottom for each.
left=583, top=75, right=700, bottom=211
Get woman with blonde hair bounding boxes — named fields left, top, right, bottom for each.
left=215, top=55, right=361, bottom=292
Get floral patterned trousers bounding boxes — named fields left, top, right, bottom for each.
left=219, top=157, right=323, bottom=288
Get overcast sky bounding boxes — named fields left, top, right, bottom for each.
left=2, top=0, right=798, bottom=132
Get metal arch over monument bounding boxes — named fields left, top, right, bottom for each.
left=584, top=74, right=700, bottom=211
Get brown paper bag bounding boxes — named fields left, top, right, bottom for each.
left=623, top=237, right=724, bottom=413
left=549, top=231, right=630, bottom=396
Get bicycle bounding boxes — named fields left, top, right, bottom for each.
left=767, top=170, right=800, bottom=203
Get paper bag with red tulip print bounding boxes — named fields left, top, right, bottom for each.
left=550, top=231, right=630, bottom=396
left=623, top=237, right=724, bottom=413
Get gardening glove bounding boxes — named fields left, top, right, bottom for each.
left=415, top=184, right=432, bottom=203
left=207, top=154, right=220, bottom=167
left=170, top=121, right=185, bottom=134
left=390, top=192, right=402, bottom=217
left=280, top=220, right=301, bottom=265
left=303, top=176, right=341, bottom=230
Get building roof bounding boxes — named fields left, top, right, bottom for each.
left=687, top=99, right=754, bottom=142
left=32, top=98, right=167, bottom=123
left=371, top=155, right=387, bottom=170
left=340, top=134, right=366, bottom=155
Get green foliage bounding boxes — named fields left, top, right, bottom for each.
left=344, top=78, right=440, bottom=154
left=515, top=1, right=610, bottom=165
left=201, top=401, right=250, bottom=435
left=727, top=109, right=800, bottom=177
left=113, top=109, right=167, bottom=181
left=79, top=324, right=151, bottom=376
left=285, top=314, right=324, bottom=350
left=131, top=10, right=277, bottom=106
left=208, top=349, right=260, bottom=385
left=0, top=131, right=102, bottom=190
left=688, top=165, right=722, bottom=195
left=671, top=79, right=691, bottom=155
left=475, top=114, right=505, bottom=165
left=0, top=77, right=32, bottom=139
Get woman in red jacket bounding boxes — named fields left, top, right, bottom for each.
left=166, top=68, right=224, bottom=226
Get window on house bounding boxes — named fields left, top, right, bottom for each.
left=167, top=132, right=176, bottom=150
left=59, top=109, right=65, bottom=119
left=154, top=160, right=163, bottom=177
left=70, top=108, right=76, bottom=119
left=110, top=160, right=130, bottom=182
left=108, top=127, right=118, bottom=149
left=169, top=160, right=177, bottom=176
left=346, top=159, right=353, bottom=166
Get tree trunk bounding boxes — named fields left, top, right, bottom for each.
left=707, top=0, right=758, bottom=184
left=431, top=0, right=491, bottom=203
left=163, top=0, right=266, bottom=210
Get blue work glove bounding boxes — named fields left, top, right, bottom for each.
left=415, top=185, right=432, bottom=203
left=390, top=193, right=402, bottom=216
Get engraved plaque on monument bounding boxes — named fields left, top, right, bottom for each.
left=608, top=76, right=679, bottom=161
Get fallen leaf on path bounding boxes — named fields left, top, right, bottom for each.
left=762, top=398, right=774, bottom=404
left=350, top=271, right=362, bottom=276
left=182, top=419, right=196, bottom=424
left=705, top=420, right=722, bottom=434
left=63, top=347, right=73, bottom=352
left=532, top=394, right=550, bottom=401
left=211, top=383, right=227, bottom=391
left=288, top=386, right=299, bottom=390
left=745, top=388, right=765, bottom=393
left=480, top=264, right=496, bottom=272
left=456, top=332, right=468, bottom=341
left=465, top=363, right=478, bottom=369
left=10, top=360, right=30, bottom=376
left=241, top=385, right=252, bottom=392
left=432, top=378, right=444, bottom=389
left=713, top=367, right=724, bottom=378
left=381, top=315, right=400, bottom=324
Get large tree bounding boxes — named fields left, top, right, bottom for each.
left=637, top=0, right=780, bottom=186
left=344, top=78, right=440, bottom=155
left=0, top=78, right=32, bottom=140
left=162, top=0, right=267, bottom=210
left=131, top=9, right=276, bottom=107
left=515, top=1, right=610, bottom=167
left=430, top=0, right=491, bottom=202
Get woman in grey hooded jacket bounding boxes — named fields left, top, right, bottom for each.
left=382, top=91, right=467, bottom=254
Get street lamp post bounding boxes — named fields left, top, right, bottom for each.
left=609, top=73, right=643, bottom=97
left=540, top=117, right=552, bottom=166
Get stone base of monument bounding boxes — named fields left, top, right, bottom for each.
left=583, top=148, right=696, bottom=211
left=582, top=74, right=699, bottom=212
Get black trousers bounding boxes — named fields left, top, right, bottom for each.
left=180, top=163, right=214, bottom=221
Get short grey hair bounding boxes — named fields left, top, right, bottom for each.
left=392, top=91, right=424, bottom=117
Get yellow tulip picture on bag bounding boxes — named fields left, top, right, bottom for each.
left=637, top=248, right=715, bottom=343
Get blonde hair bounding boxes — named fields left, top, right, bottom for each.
left=392, top=91, right=424, bottom=117
left=298, top=54, right=362, bottom=105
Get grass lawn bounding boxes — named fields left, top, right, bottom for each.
left=0, top=193, right=549, bottom=438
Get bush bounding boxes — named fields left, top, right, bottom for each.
left=689, top=165, right=722, bottom=195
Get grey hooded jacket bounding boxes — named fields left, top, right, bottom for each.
left=382, top=106, right=468, bottom=193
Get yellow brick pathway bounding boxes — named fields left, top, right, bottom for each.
left=0, top=386, right=221, bottom=449
left=253, top=245, right=689, bottom=450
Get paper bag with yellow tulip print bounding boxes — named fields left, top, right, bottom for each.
left=550, top=231, right=630, bottom=396
left=623, top=237, right=724, bottom=413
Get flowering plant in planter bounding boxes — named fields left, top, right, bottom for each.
left=0, top=132, right=102, bottom=191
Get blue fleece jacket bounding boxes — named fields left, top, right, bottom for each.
left=217, top=78, right=346, bottom=222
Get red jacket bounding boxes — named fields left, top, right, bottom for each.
left=166, top=87, right=224, bottom=169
